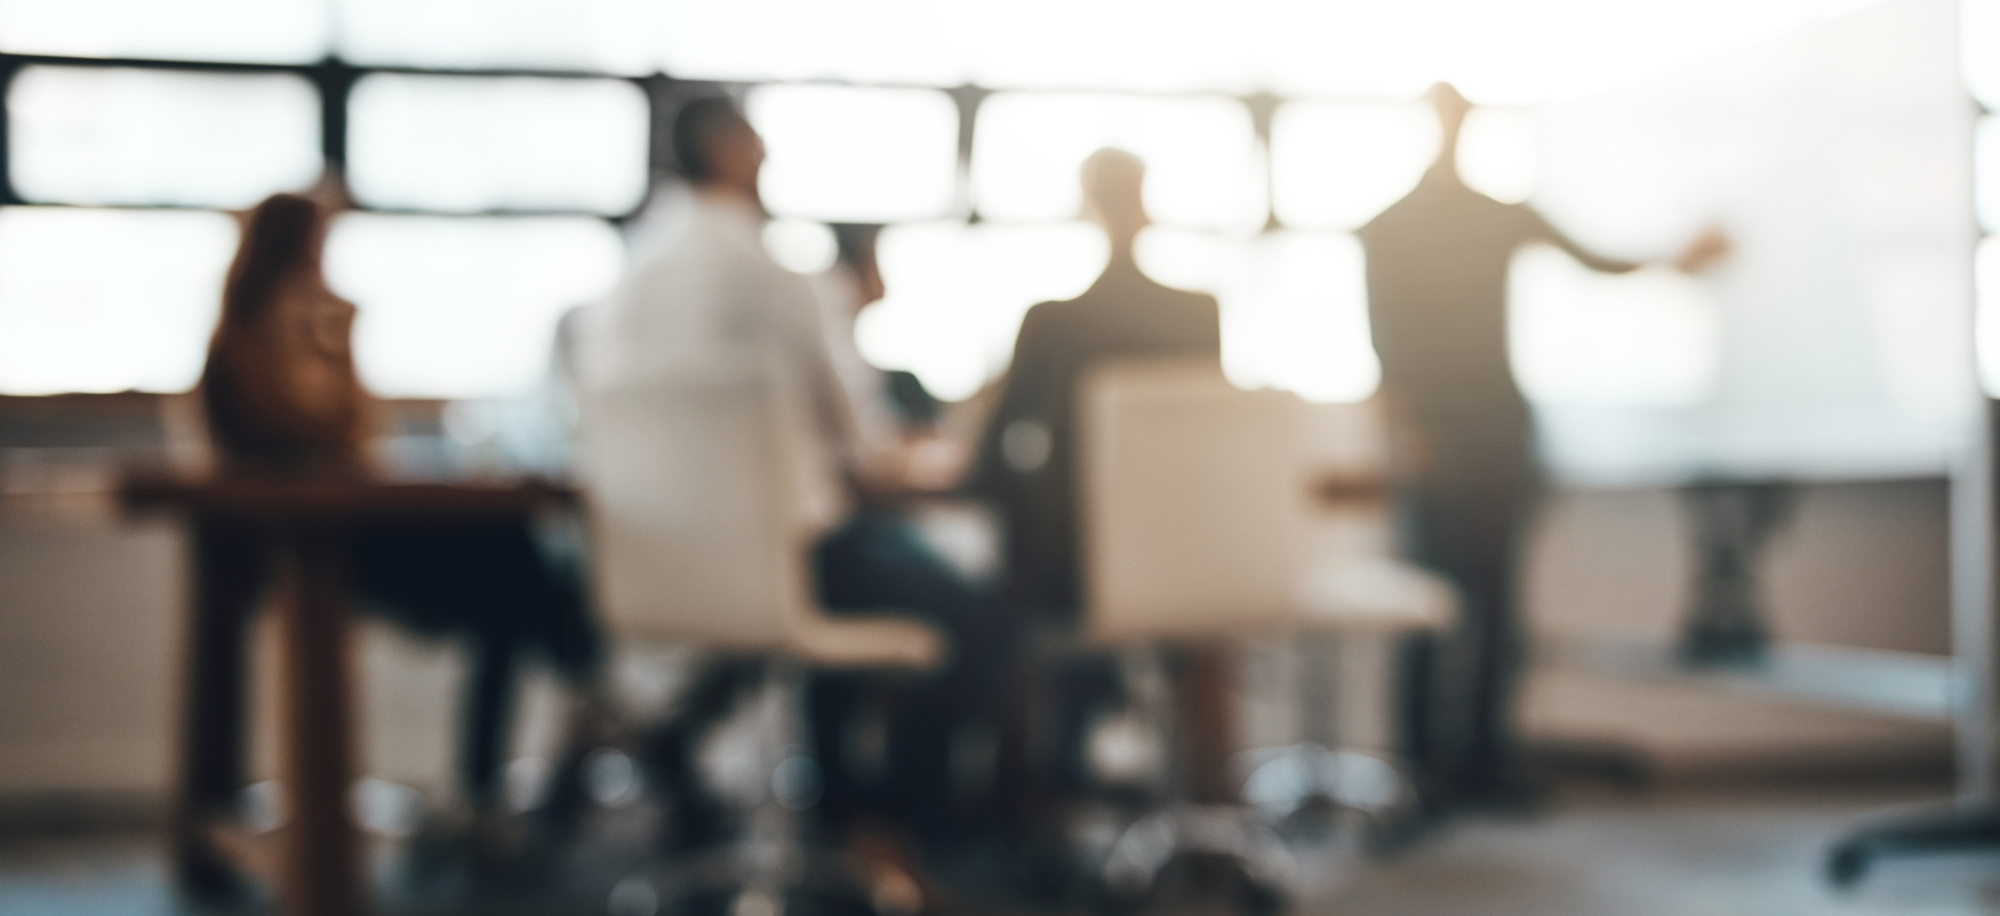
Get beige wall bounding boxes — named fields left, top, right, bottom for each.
left=0, top=477, right=1959, bottom=799
left=1524, top=479, right=1951, bottom=655
left=0, top=513, right=181, bottom=794
left=0, top=500, right=523, bottom=802
left=1519, top=479, right=1954, bottom=780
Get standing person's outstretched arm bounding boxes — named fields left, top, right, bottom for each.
left=1521, top=205, right=1642, bottom=274
left=1523, top=205, right=1732, bottom=275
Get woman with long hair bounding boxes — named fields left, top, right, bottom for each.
left=190, top=192, right=599, bottom=884
left=202, top=193, right=368, bottom=475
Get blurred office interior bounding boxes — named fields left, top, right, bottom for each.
left=1, top=0, right=1999, bottom=913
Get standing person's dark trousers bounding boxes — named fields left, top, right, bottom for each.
left=811, top=510, right=1017, bottom=841
left=1393, top=419, right=1538, bottom=808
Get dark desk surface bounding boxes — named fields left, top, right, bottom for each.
left=120, top=474, right=577, bottom=520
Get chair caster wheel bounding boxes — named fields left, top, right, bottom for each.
left=1234, top=869, right=1289, bottom=916
left=1826, top=842, right=1869, bottom=889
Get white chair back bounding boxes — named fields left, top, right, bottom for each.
left=579, top=367, right=941, bottom=668
left=1080, top=358, right=1452, bottom=643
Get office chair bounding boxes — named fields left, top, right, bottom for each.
left=580, top=362, right=943, bottom=916
left=1073, top=358, right=1453, bottom=911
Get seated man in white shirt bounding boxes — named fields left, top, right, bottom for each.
left=582, top=96, right=1015, bottom=847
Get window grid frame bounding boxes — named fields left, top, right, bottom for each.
left=3, top=46, right=1989, bottom=402
left=0, top=50, right=1311, bottom=229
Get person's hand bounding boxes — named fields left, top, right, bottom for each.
left=896, top=431, right=969, bottom=492
left=850, top=432, right=970, bottom=505
left=1675, top=225, right=1732, bottom=274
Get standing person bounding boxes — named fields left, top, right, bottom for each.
left=581, top=96, right=1015, bottom=850
left=192, top=191, right=602, bottom=889
left=974, top=148, right=1221, bottom=623
left=1358, top=83, right=1727, bottom=806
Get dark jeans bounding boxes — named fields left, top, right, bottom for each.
left=810, top=511, right=1018, bottom=838
left=350, top=524, right=601, bottom=807
left=191, top=519, right=600, bottom=815
left=1394, top=468, right=1537, bottom=807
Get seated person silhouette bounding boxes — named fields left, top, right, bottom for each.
left=811, top=223, right=944, bottom=432
left=973, top=148, right=1221, bottom=623
left=190, top=191, right=601, bottom=888
left=581, top=96, right=1015, bottom=851
left=970, top=149, right=1221, bottom=800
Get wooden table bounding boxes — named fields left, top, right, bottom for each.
left=122, top=475, right=576, bottom=916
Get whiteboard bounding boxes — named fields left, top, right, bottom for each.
left=1519, top=0, right=1977, bottom=485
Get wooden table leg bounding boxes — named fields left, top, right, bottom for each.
left=277, top=525, right=365, bottom=916
left=1175, top=644, right=1237, bottom=805
left=176, top=518, right=260, bottom=896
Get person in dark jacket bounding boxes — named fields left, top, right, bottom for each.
left=970, top=149, right=1222, bottom=801
left=973, top=148, right=1222, bottom=623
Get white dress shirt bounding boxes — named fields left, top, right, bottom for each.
left=580, top=191, right=878, bottom=539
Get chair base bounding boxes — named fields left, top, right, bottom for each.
left=610, top=841, right=889, bottom=916
left=609, top=658, right=931, bottom=916
left=1096, top=803, right=1295, bottom=915
left=1243, top=744, right=1413, bottom=824
left=1827, top=802, right=2000, bottom=888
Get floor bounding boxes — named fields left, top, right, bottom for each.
left=1315, top=786, right=2000, bottom=916
left=3, top=785, right=1996, bottom=916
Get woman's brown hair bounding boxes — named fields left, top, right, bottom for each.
left=201, top=193, right=367, bottom=471
left=218, top=193, right=323, bottom=329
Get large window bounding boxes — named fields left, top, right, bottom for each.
left=337, top=0, right=656, bottom=74
left=973, top=93, right=1265, bottom=233
left=1269, top=102, right=1434, bottom=232
left=1966, top=0, right=2000, bottom=113
left=1456, top=107, right=1537, bottom=205
left=0, top=0, right=1983, bottom=461
left=0, top=0, right=330, bottom=64
left=958, top=1, right=1258, bottom=94
left=748, top=85, right=959, bottom=223
left=0, top=207, right=236, bottom=394
left=1972, top=0, right=2000, bottom=399
left=658, top=0, right=964, bottom=86
left=327, top=215, right=624, bottom=398
left=1159, top=231, right=1380, bottom=404
left=346, top=74, right=648, bottom=214
left=858, top=222, right=1107, bottom=402
left=1978, top=116, right=2000, bottom=237
left=8, top=66, right=321, bottom=207
left=0, top=42, right=640, bottom=398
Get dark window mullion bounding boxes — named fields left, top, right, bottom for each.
left=309, top=58, right=359, bottom=174
left=1246, top=91, right=1280, bottom=234
left=948, top=84, right=988, bottom=222
left=0, top=57, right=18, bottom=205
